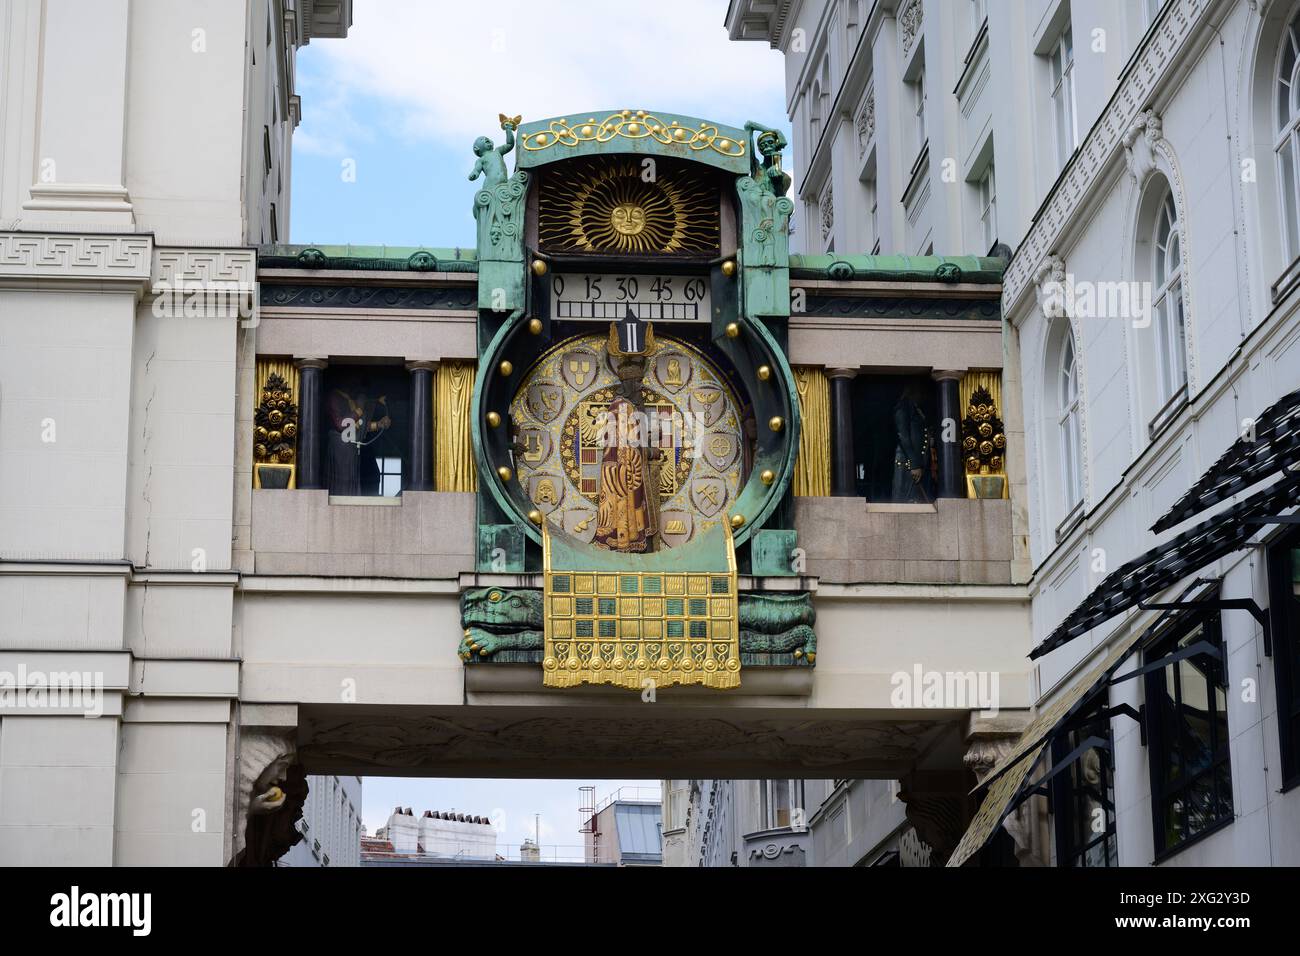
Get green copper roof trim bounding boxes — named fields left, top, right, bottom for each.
left=788, top=254, right=1006, bottom=284
left=515, top=109, right=752, bottom=175
left=257, top=244, right=478, bottom=272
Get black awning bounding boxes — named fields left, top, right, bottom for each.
left=1031, top=477, right=1298, bottom=660
left=1153, top=387, right=1300, bottom=532
left=948, top=580, right=1219, bottom=867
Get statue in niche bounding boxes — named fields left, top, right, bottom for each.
left=593, top=323, right=663, bottom=553
left=891, top=382, right=934, bottom=503
left=326, top=379, right=390, bottom=496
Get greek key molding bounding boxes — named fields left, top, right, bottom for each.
left=1003, top=0, right=1211, bottom=314
left=153, top=248, right=257, bottom=287
left=0, top=232, right=151, bottom=280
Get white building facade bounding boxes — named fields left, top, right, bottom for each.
left=280, top=774, right=362, bottom=867
left=727, top=0, right=1300, bottom=866
left=0, top=0, right=350, bottom=866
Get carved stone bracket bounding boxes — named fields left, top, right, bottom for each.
left=964, top=725, right=1045, bottom=866
left=232, top=730, right=307, bottom=867
left=1121, top=108, right=1164, bottom=185
left=1033, top=254, right=1066, bottom=320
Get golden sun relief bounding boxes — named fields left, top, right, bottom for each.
left=537, top=157, right=720, bottom=257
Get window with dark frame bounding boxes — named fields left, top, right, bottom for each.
left=849, top=374, right=939, bottom=503
left=1268, top=527, right=1300, bottom=789
left=1049, top=694, right=1118, bottom=867
left=1143, top=610, right=1233, bottom=856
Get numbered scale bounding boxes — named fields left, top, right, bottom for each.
left=549, top=273, right=711, bottom=324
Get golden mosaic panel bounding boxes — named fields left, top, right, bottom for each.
left=541, top=524, right=740, bottom=690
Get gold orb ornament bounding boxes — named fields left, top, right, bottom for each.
left=499, top=360, right=513, bottom=376
left=486, top=411, right=501, bottom=428
left=528, top=509, right=543, bottom=525
left=760, top=469, right=775, bottom=485
left=528, top=318, right=543, bottom=335
left=730, top=513, right=745, bottom=529
left=757, top=365, right=771, bottom=381
left=497, top=465, right=513, bottom=482
left=721, top=259, right=737, bottom=277
left=531, top=259, right=548, bottom=276
left=769, top=416, right=784, bottom=433
left=725, top=322, right=740, bottom=338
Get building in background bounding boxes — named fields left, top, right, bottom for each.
left=582, top=787, right=663, bottom=866
left=726, top=0, right=1300, bottom=867
left=279, top=774, right=361, bottom=867
left=369, top=806, right=497, bottom=861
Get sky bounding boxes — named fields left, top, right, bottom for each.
left=290, top=2, right=789, bottom=852
left=289, top=0, right=791, bottom=248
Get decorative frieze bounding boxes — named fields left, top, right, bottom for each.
left=1003, top=0, right=1210, bottom=313
left=899, top=0, right=923, bottom=58
left=857, top=87, right=876, bottom=158
left=153, top=248, right=257, bottom=288
left=0, top=232, right=151, bottom=281
left=820, top=183, right=834, bottom=240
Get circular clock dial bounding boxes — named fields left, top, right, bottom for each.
left=508, top=331, right=749, bottom=549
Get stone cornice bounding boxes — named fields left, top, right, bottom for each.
left=1002, top=0, right=1213, bottom=316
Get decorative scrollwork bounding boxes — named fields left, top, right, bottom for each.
left=522, top=109, right=746, bottom=159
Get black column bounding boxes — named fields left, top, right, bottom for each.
left=827, top=368, right=857, bottom=497
left=406, top=361, right=435, bottom=491
left=934, top=370, right=965, bottom=499
left=295, top=358, right=326, bottom=489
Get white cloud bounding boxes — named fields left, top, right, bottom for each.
left=301, top=0, right=787, bottom=149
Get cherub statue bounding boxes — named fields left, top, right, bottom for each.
left=468, top=113, right=522, bottom=188
left=744, top=120, right=792, bottom=198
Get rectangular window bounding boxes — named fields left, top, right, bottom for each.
left=868, top=179, right=879, bottom=252
left=1050, top=27, right=1077, bottom=168
left=1050, top=695, right=1118, bottom=866
left=322, top=365, right=409, bottom=497
left=268, top=202, right=278, bottom=244
left=1269, top=529, right=1300, bottom=788
left=850, top=375, right=939, bottom=502
left=912, top=70, right=927, bottom=157
left=978, top=162, right=997, bottom=252
left=1144, top=610, right=1233, bottom=856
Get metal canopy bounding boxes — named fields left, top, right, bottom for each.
left=1031, top=477, right=1299, bottom=660
left=947, top=579, right=1219, bottom=867
left=1152, top=387, right=1300, bottom=532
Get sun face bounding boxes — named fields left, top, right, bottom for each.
left=610, top=202, right=647, bottom=236
left=538, top=158, right=719, bottom=257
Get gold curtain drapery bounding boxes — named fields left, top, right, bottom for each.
left=792, top=366, right=831, bottom=497
left=436, top=360, right=478, bottom=492
left=253, top=357, right=300, bottom=488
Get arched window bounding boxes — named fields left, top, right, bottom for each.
left=1058, top=331, right=1083, bottom=513
left=1151, top=192, right=1187, bottom=404
left=1276, top=9, right=1300, bottom=260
